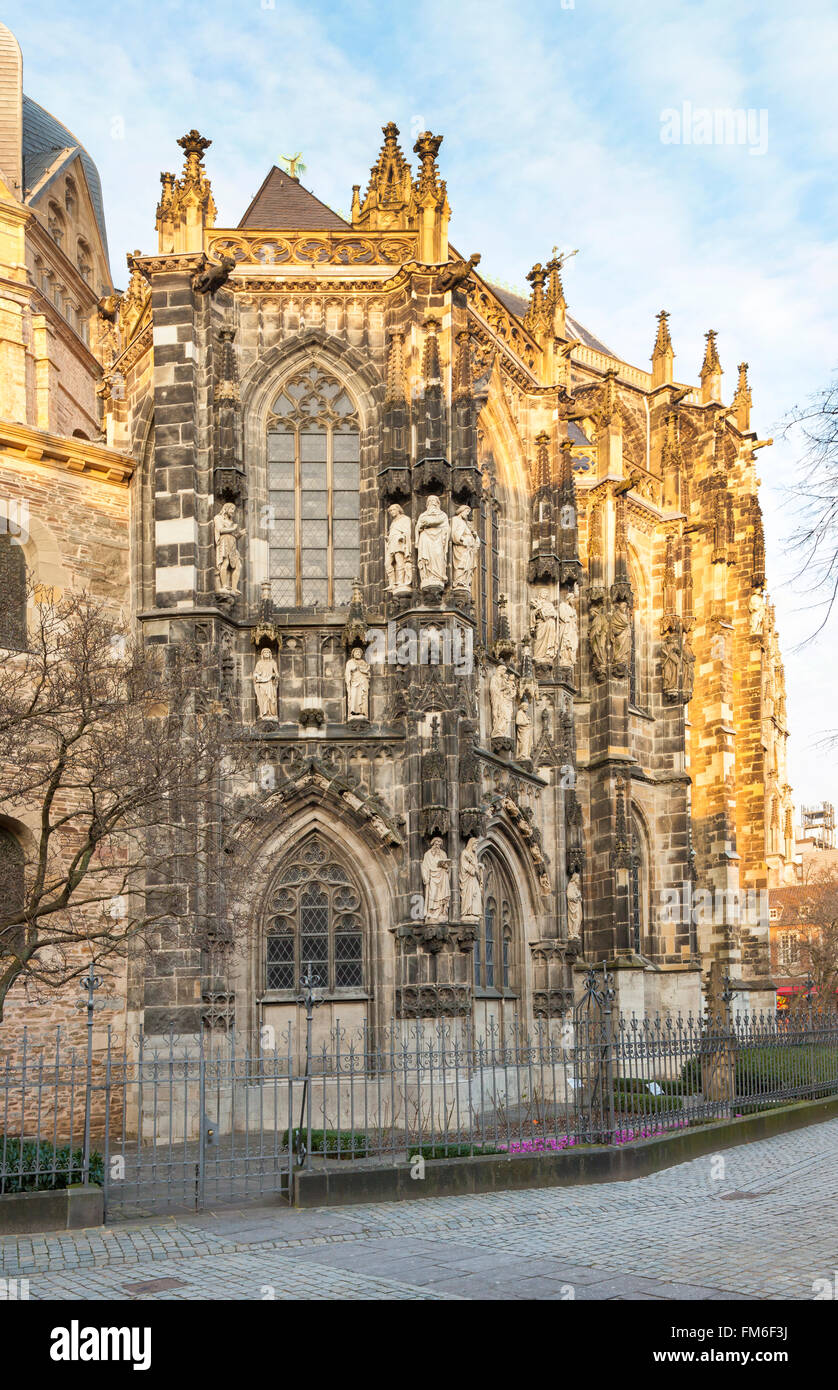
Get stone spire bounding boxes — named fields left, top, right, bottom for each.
left=342, top=579, right=368, bottom=650
left=524, top=263, right=550, bottom=338
left=493, top=593, right=516, bottom=661
left=415, top=319, right=450, bottom=493
left=528, top=432, right=560, bottom=584
left=412, top=131, right=449, bottom=263
left=213, top=327, right=243, bottom=499
left=353, top=122, right=415, bottom=231
left=558, top=438, right=581, bottom=585
left=700, top=330, right=723, bottom=404
left=732, top=362, right=752, bottom=432
left=451, top=330, right=480, bottom=504
left=156, top=130, right=216, bottom=254
left=651, top=310, right=674, bottom=388
left=545, top=250, right=567, bottom=337
left=380, top=331, right=411, bottom=502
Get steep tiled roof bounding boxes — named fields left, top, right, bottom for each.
left=21, top=95, right=109, bottom=264
left=238, top=168, right=350, bottom=229
left=487, top=281, right=614, bottom=356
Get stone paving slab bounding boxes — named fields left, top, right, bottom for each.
left=2, top=1120, right=837, bottom=1300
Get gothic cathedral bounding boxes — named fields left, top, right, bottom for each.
left=0, top=22, right=793, bottom=1044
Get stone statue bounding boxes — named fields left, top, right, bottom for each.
left=566, top=868, right=583, bottom=938
left=214, top=502, right=244, bottom=595
left=415, top=494, right=450, bottom=589
left=681, top=628, right=695, bottom=700
left=385, top=504, right=412, bottom=592
left=516, top=695, right=533, bottom=762
left=252, top=646, right=279, bottom=720
left=530, top=593, right=559, bottom=665
left=557, top=589, right=579, bottom=667
left=749, top=590, right=765, bottom=637
left=490, top=664, right=515, bottom=740
left=345, top=646, right=371, bottom=720
left=661, top=626, right=681, bottom=696
left=610, top=598, right=632, bottom=672
left=589, top=599, right=609, bottom=678
left=451, top=505, right=480, bottom=590
left=459, top=837, right=482, bottom=921
left=422, top=836, right=451, bottom=923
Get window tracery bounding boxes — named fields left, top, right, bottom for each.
left=266, top=365, right=360, bottom=608
left=265, top=835, right=365, bottom=992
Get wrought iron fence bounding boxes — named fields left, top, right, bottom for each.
left=3, top=970, right=838, bottom=1221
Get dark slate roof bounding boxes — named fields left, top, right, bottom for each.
left=21, top=95, right=109, bottom=264
left=487, top=281, right=614, bottom=357
left=239, top=168, right=350, bottom=229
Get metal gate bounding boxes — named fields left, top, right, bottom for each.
left=101, top=1037, right=296, bottom=1221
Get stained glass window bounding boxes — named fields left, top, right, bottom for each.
left=266, top=365, right=360, bottom=608
left=474, top=857, right=515, bottom=992
left=265, top=835, right=364, bottom=992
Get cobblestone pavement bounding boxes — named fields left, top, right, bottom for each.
left=3, top=1121, right=837, bottom=1300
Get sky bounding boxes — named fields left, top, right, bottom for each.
left=5, top=0, right=837, bottom=811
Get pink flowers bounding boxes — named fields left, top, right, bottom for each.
left=613, top=1119, right=689, bottom=1145
left=498, top=1136, right=576, bottom=1154
left=498, top=1120, right=691, bottom=1153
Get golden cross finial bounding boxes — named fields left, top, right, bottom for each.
left=280, top=152, right=305, bottom=178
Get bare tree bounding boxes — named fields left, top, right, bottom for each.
left=785, top=374, right=838, bottom=634
left=0, top=585, right=244, bottom=1022
left=784, top=863, right=838, bottom=1013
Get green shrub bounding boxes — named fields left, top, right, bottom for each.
left=612, top=1084, right=681, bottom=1115
left=680, top=1044, right=838, bottom=1099
left=409, top=1143, right=499, bottom=1160
left=0, top=1138, right=104, bottom=1193
left=281, top=1128, right=368, bottom=1159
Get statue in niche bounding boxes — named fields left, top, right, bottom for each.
left=385, top=504, right=412, bottom=592
left=459, top=837, right=482, bottom=922
left=422, top=836, right=451, bottom=923
left=566, top=868, right=583, bottom=939
left=415, top=494, right=450, bottom=589
left=252, top=646, right=279, bottom=721
left=610, top=597, right=632, bottom=672
left=490, top=664, right=516, bottom=740
left=589, top=597, right=609, bottom=678
left=345, top=645, right=371, bottom=720
left=214, top=502, right=244, bottom=596
left=557, top=588, right=579, bottom=667
left=451, top=505, right=480, bottom=590
left=749, top=590, right=765, bottom=637
left=661, top=625, right=681, bottom=697
left=516, top=694, right=533, bottom=762
left=681, top=627, right=695, bottom=701
left=530, top=593, right=559, bottom=665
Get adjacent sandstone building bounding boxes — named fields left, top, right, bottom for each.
left=0, top=26, right=793, bottom=1043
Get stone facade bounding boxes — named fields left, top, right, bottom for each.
left=0, top=40, right=793, bottom=1043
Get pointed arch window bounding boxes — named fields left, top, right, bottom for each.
left=474, top=854, right=517, bottom=994
left=629, top=810, right=650, bottom=954
left=266, top=365, right=360, bottom=609
left=265, top=836, right=365, bottom=993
